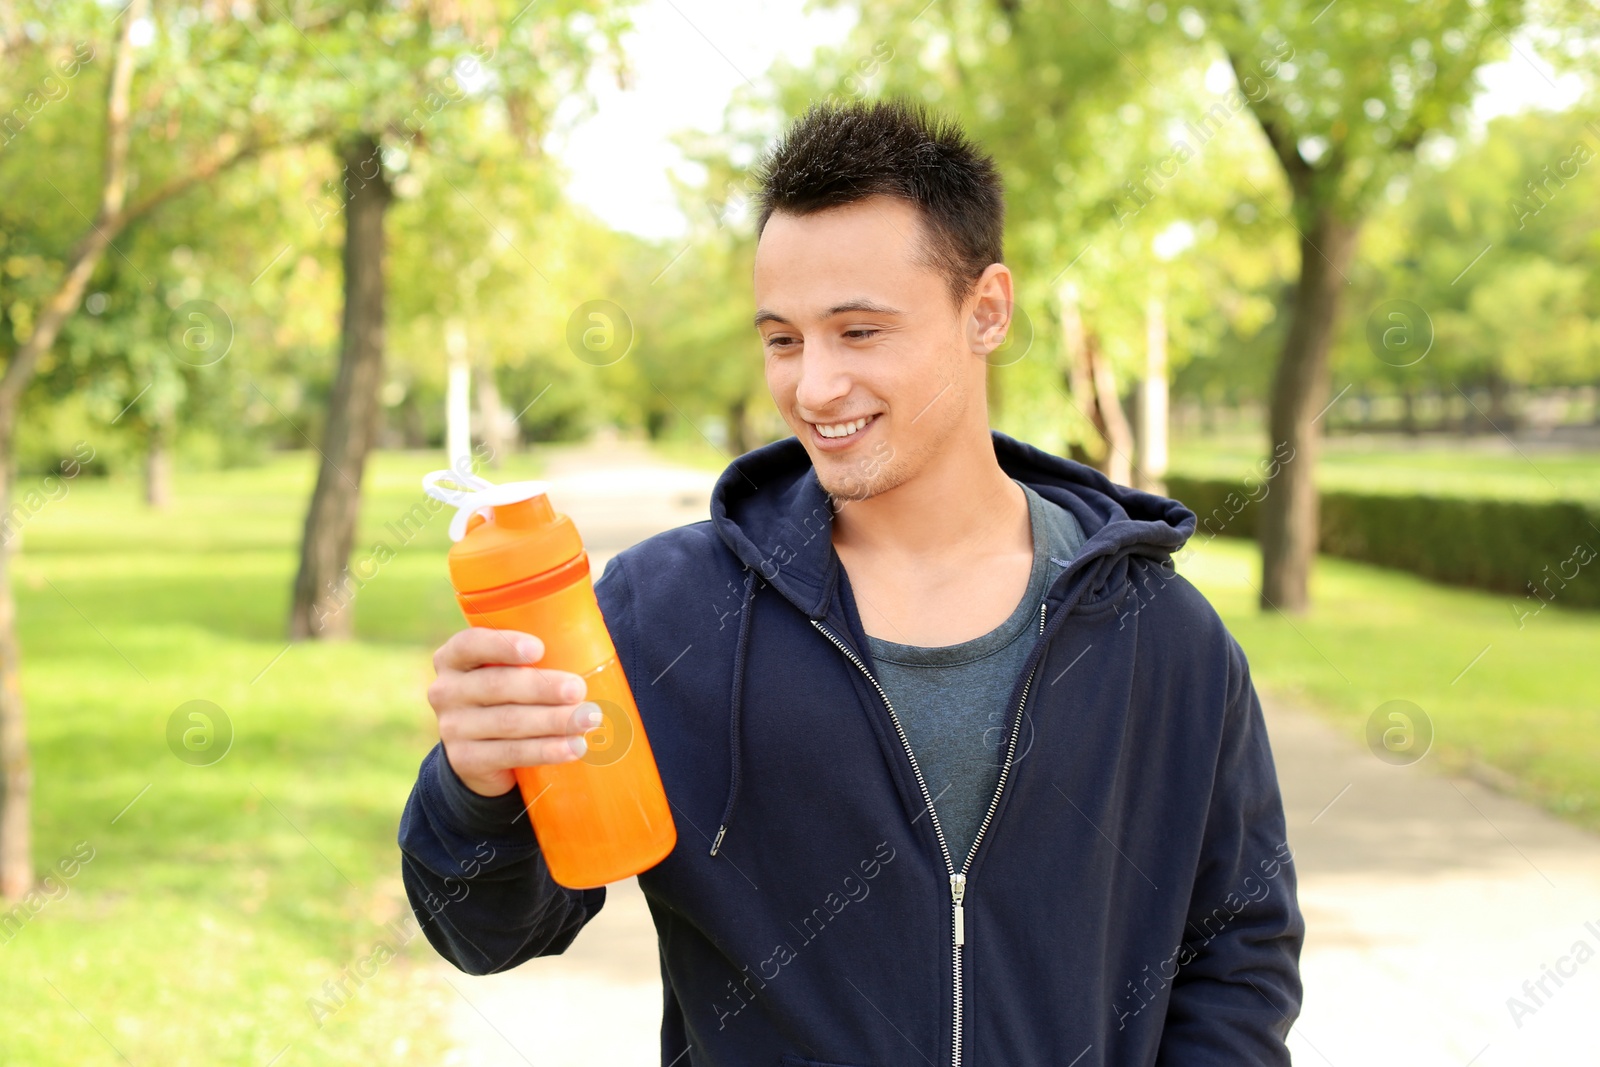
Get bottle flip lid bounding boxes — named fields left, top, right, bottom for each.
left=422, top=467, right=585, bottom=594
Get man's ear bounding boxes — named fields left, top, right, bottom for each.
left=965, top=263, right=1013, bottom=357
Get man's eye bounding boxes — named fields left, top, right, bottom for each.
left=845, top=329, right=879, bottom=340
left=765, top=335, right=798, bottom=348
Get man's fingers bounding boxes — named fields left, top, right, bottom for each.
left=441, top=701, right=602, bottom=743
left=434, top=627, right=544, bottom=673
left=450, top=664, right=587, bottom=708
left=450, top=735, right=589, bottom=773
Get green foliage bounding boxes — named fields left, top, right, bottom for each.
left=1338, top=105, right=1600, bottom=394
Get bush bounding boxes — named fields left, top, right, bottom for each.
left=1167, top=476, right=1600, bottom=610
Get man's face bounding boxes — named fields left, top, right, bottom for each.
left=752, top=195, right=1009, bottom=503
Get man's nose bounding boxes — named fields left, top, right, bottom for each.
left=793, top=342, right=852, bottom=415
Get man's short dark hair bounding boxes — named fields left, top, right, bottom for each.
left=752, top=97, right=1005, bottom=311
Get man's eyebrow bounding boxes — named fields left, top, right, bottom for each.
left=752, top=300, right=905, bottom=329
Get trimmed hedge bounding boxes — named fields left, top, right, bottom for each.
left=1166, top=475, right=1600, bottom=610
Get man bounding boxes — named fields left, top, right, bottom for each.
left=399, top=97, right=1303, bottom=1066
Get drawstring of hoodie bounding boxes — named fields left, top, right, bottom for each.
left=709, top=569, right=759, bottom=857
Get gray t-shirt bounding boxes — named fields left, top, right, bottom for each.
left=862, top=480, right=1085, bottom=869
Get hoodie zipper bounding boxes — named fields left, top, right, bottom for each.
left=811, top=600, right=1046, bottom=1067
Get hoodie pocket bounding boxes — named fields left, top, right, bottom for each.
left=780, top=1056, right=870, bottom=1067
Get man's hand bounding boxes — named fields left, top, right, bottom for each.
left=427, top=627, right=598, bottom=798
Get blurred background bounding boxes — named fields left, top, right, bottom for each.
left=2, top=0, right=1598, bottom=1063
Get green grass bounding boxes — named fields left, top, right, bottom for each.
left=1178, top=538, right=1600, bottom=830
left=2, top=450, right=544, bottom=1067
left=4, top=443, right=1598, bottom=1064
left=1168, top=430, right=1600, bottom=502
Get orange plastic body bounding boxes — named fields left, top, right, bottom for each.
left=448, top=498, right=676, bottom=890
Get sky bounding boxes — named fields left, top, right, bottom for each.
left=546, top=1, right=1590, bottom=241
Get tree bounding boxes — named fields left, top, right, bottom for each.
left=0, top=0, right=335, bottom=899
left=285, top=0, right=633, bottom=639
left=289, top=130, right=392, bottom=639
left=1194, top=0, right=1563, bottom=611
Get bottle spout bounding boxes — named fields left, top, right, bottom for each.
left=422, top=468, right=555, bottom=542
left=493, top=495, right=556, bottom=530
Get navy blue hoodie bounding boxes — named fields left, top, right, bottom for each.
left=397, top=429, right=1304, bottom=1067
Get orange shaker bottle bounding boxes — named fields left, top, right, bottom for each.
left=423, top=469, right=677, bottom=889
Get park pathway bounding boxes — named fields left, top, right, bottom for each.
left=434, top=437, right=1600, bottom=1067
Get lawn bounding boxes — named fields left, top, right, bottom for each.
left=3, top=443, right=1597, bottom=1064
left=2, top=450, right=544, bottom=1067
left=1177, top=538, right=1600, bottom=830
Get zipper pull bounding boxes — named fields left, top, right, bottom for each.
left=950, top=873, right=967, bottom=946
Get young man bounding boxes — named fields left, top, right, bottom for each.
left=399, top=98, right=1303, bottom=1066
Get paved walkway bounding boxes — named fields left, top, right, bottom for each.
left=437, top=440, right=1600, bottom=1066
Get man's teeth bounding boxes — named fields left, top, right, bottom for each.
left=816, top=416, right=870, bottom=439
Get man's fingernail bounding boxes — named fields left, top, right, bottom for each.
left=561, top=679, right=586, bottom=702
left=517, top=639, right=541, bottom=662
left=567, top=735, right=588, bottom=758
left=579, top=702, right=603, bottom=728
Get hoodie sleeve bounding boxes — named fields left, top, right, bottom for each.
left=1155, top=631, right=1305, bottom=1065
left=397, top=743, right=606, bottom=975
left=394, top=554, right=638, bottom=975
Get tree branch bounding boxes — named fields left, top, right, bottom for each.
left=1226, top=48, right=1315, bottom=200
left=0, top=0, right=145, bottom=428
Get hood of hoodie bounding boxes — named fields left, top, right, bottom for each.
left=709, top=427, right=1197, bottom=621
left=699, top=429, right=1198, bottom=858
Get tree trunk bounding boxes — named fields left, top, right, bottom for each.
left=1086, top=332, right=1133, bottom=486
left=1057, top=280, right=1115, bottom=473
left=0, top=0, right=145, bottom=900
left=1487, top=372, right=1512, bottom=431
left=474, top=363, right=508, bottom=468
left=145, top=424, right=171, bottom=508
left=1135, top=288, right=1169, bottom=494
left=288, top=133, right=391, bottom=640
left=1257, top=208, right=1361, bottom=613
left=727, top=396, right=752, bottom=456
left=0, top=464, right=30, bottom=902
left=1400, top=385, right=1418, bottom=436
